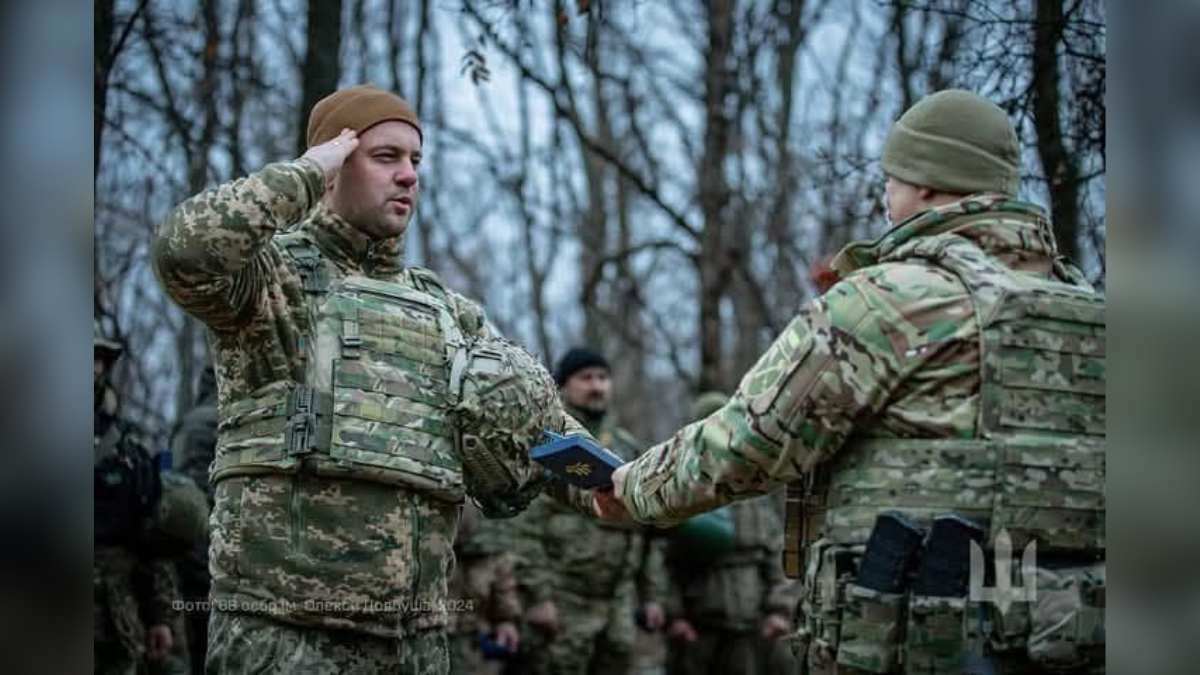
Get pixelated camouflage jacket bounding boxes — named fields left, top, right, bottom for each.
left=622, top=194, right=1099, bottom=528
left=152, top=159, right=591, bottom=637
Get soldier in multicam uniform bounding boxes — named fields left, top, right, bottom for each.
left=446, top=502, right=522, bottom=674
left=663, top=392, right=801, bottom=675
left=596, top=90, right=1106, bottom=674
left=94, top=319, right=185, bottom=675
left=152, top=85, right=594, bottom=674
left=503, top=347, right=669, bottom=675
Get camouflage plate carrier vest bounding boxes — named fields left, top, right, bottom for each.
left=787, top=234, right=1105, bottom=674
left=209, top=234, right=467, bottom=502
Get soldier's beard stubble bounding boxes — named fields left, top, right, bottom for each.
left=359, top=202, right=412, bottom=240
left=577, top=393, right=609, bottom=417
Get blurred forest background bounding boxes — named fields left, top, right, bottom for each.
left=94, top=0, right=1106, bottom=447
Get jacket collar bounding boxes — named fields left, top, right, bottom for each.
left=303, top=203, right=405, bottom=277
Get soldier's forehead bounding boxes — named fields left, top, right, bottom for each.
left=571, top=366, right=609, bottom=378
left=360, top=121, right=421, bottom=151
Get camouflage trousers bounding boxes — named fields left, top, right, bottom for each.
left=205, top=611, right=449, bottom=675
left=509, top=586, right=636, bottom=675
left=668, top=628, right=796, bottom=675
left=448, top=629, right=505, bottom=675
left=96, top=574, right=188, bottom=675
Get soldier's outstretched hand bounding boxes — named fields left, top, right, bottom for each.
left=593, top=464, right=634, bottom=522
left=300, top=128, right=359, bottom=182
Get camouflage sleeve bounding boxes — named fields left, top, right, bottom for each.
left=501, top=499, right=559, bottom=605
left=486, top=552, right=523, bottom=622
left=151, top=159, right=325, bottom=331
left=636, top=533, right=670, bottom=604
left=540, top=412, right=606, bottom=516
left=140, top=558, right=181, bottom=627
left=622, top=269, right=945, bottom=525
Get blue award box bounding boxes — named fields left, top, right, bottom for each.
left=530, top=431, right=626, bottom=490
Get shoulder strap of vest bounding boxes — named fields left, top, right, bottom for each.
left=276, top=232, right=329, bottom=294
left=784, top=464, right=830, bottom=579
left=406, top=266, right=449, bottom=301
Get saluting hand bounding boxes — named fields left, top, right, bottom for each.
left=300, top=128, right=359, bottom=182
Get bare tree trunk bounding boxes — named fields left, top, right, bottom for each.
left=95, top=0, right=115, bottom=179
left=1033, top=0, right=1080, bottom=262
left=226, top=0, right=255, bottom=177
left=296, top=0, right=343, bottom=155
left=414, top=0, right=437, bottom=268
left=891, top=1, right=916, bottom=112
left=572, top=4, right=611, bottom=350
left=927, top=0, right=966, bottom=93
left=191, top=0, right=220, bottom=191
left=766, top=0, right=807, bottom=317
left=176, top=0, right=224, bottom=416
left=698, top=0, right=735, bottom=392
left=517, top=79, right=554, bottom=361
left=414, top=0, right=430, bottom=108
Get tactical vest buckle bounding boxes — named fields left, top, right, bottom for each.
left=340, top=335, right=362, bottom=358
left=340, top=318, right=362, bottom=359
left=294, top=257, right=325, bottom=293
left=286, top=386, right=318, bottom=456
left=286, top=412, right=317, bottom=456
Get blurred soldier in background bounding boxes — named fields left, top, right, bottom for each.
left=503, top=347, right=669, bottom=675
left=95, top=318, right=207, bottom=675
left=663, top=392, right=800, bottom=675
left=448, top=502, right=521, bottom=674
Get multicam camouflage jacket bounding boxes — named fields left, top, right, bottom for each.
left=622, top=195, right=1106, bottom=672
left=621, top=194, right=1104, bottom=541
left=152, top=159, right=591, bottom=638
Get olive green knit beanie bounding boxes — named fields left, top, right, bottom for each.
left=881, top=89, right=1020, bottom=196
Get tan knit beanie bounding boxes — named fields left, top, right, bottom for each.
left=305, top=84, right=422, bottom=149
